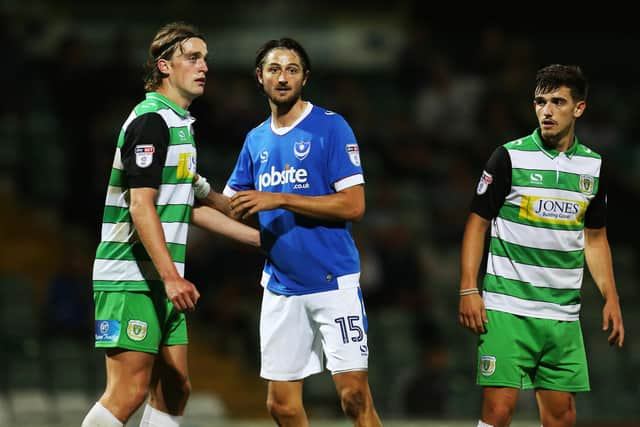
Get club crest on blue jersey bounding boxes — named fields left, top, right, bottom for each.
left=293, top=141, right=311, bottom=160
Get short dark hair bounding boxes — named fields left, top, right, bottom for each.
left=254, top=38, right=311, bottom=87
left=143, top=22, right=205, bottom=92
left=535, top=64, right=588, bottom=102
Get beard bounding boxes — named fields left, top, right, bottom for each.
left=267, top=85, right=302, bottom=109
left=540, top=125, right=570, bottom=150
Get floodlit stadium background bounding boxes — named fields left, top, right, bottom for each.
left=1, top=2, right=639, bottom=426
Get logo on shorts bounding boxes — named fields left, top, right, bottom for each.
left=480, top=355, right=496, bottom=376
left=360, top=345, right=369, bottom=356
left=95, top=320, right=120, bottom=343
left=127, top=320, right=148, bottom=341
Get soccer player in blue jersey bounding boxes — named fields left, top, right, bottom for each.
left=199, top=38, right=381, bottom=426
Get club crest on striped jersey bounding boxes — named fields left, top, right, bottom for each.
left=579, top=175, right=594, bottom=194
left=294, top=141, right=311, bottom=160
left=480, top=355, right=496, bottom=376
left=476, top=170, right=493, bottom=195
left=346, top=144, right=361, bottom=166
left=135, top=144, right=155, bottom=168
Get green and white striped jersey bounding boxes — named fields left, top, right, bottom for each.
left=475, top=129, right=604, bottom=321
left=93, top=92, right=198, bottom=291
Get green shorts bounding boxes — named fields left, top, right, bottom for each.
left=476, top=310, right=589, bottom=392
left=93, top=287, right=188, bottom=354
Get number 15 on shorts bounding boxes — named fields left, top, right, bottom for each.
left=334, top=315, right=364, bottom=343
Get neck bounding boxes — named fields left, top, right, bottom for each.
left=270, top=99, right=306, bottom=128
left=156, top=86, right=191, bottom=110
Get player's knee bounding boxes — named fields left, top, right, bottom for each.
left=339, top=387, right=367, bottom=419
left=483, top=400, right=515, bottom=426
left=542, top=405, right=576, bottom=427
left=266, top=397, right=303, bottom=421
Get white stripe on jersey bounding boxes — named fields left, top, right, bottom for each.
left=93, top=259, right=185, bottom=281
left=492, top=217, right=584, bottom=251
left=101, top=221, right=189, bottom=245
left=156, top=108, right=195, bottom=129
left=105, top=183, right=194, bottom=207
left=483, top=291, right=580, bottom=321
left=509, top=150, right=601, bottom=175
left=487, top=254, right=583, bottom=290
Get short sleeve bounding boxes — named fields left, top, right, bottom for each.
left=121, top=113, right=169, bottom=189
left=470, top=146, right=511, bottom=220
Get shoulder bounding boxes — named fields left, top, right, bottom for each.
left=503, top=134, right=535, bottom=151
left=127, top=112, right=168, bottom=134
left=575, top=142, right=602, bottom=160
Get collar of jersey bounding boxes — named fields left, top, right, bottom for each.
left=531, top=128, right=579, bottom=159
left=146, top=92, right=190, bottom=118
left=270, top=102, right=313, bottom=135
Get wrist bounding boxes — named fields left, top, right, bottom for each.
left=194, top=175, right=211, bottom=199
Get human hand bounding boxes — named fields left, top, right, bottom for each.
left=164, top=276, right=200, bottom=312
left=230, top=190, right=281, bottom=220
left=459, top=293, right=488, bottom=334
left=602, top=298, right=624, bottom=348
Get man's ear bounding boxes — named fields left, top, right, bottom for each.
left=256, top=67, right=263, bottom=84
left=157, top=59, right=170, bottom=74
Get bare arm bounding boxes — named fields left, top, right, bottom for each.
left=229, top=185, right=365, bottom=222
left=584, top=226, right=624, bottom=347
left=191, top=204, right=261, bottom=247
left=458, top=212, right=490, bottom=334
left=129, top=187, right=200, bottom=312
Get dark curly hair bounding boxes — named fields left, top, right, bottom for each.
left=254, top=38, right=311, bottom=90
left=535, top=64, right=588, bottom=102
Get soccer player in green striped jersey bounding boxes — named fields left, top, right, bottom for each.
left=459, top=64, right=624, bottom=427
left=82, top=22, right=259, bottom=427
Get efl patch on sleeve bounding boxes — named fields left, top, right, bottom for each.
left=476, top=170, right=493, bottom=195
left=135, top=144, right=155, bottom=168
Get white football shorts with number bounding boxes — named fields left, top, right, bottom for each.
left=260, top=286, right=370, bottom=381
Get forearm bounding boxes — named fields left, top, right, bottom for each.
left=585, top=227, right=619, bottom=301
left=130, top=196, right=179, bottom=280
left=460, top=213, right=490, bottom=290
left=199, top=190, right=232, bottom=216
left=192, top=205, right=260, bottom=247
left=280, top=186, right=365, bottom=222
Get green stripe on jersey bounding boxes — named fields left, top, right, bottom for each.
left=95, top=241, right=186, bottom=263
left=512, top=169, right=599, bottom=193
left=102, top=205, right=192, bottom=224
left=489, top=237, right=584, bottom=269
left=484, top=274, right=581, bottom=306
left=93, top=279, right=163, bottom=292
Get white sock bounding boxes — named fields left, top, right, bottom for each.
left=139, top=404, right=182, bottom=427
left=478, top=421, right=494, bottom=427
left=81, top=401, right=123, bottom=427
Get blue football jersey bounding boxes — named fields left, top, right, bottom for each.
left=224, top=103, right=365, bottom=295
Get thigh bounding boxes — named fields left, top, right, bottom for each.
left=535, top=320, right=589, bottom=392
left=311, top=287, right=369, bottom=374
left=260, top=289, right=321, bottom=380
left=477, top=310, right=540, bottom=389
left=94, top=291, right=162, bottom=353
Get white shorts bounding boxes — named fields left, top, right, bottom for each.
left=259, top=286, right=370, bottom=381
